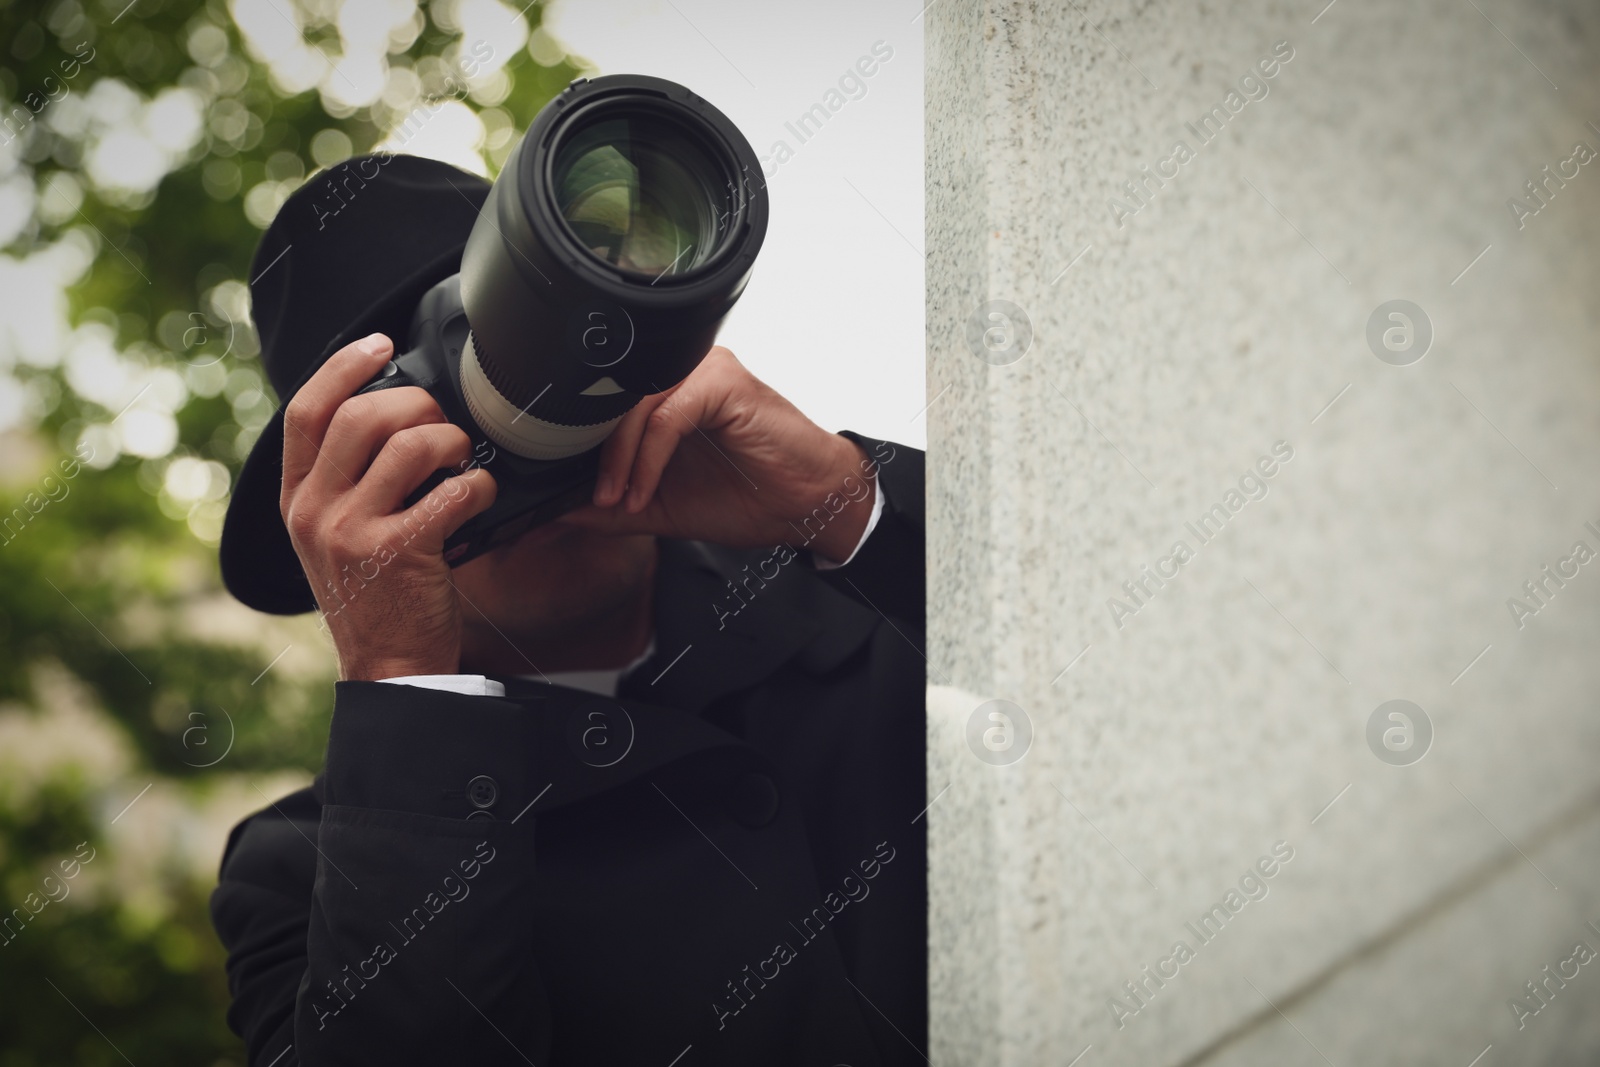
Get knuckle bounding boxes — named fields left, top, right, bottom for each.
left=440, top=423, right=472, bottom=458
left=389, top=421, right=457, bottom=466
left=375, top=385, right=438, bottom=422
left=646, top=405, right=677, bottom=434
left=329, top=394, right=376, bottom=437
left=322, top=507, right=362, bottom=550
left=444, top=466, right=488, bottom=504
left=283, top=394, right=314, bottom=434
left=403, top=386, right=447, bottom=423
left=385, top=425, right=425, bottom=464
left=283, top=498, right=320, bottom=542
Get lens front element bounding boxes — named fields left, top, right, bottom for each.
left=554, top=117, right=727, bottom=279
left=457, top=75, right=767, bottom=466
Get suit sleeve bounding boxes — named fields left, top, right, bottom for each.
left=210, top=681, right=553, bottom=1066
left=810, top=430, right=924, bottom=629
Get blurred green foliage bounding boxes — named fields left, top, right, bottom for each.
left=0, top=0, right=582, bottom=1062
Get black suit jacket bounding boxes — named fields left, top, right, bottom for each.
left=210, top=432, right=927, bottom=1066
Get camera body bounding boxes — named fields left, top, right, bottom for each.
left=360, top=274, right=606, bottom=563
left=356, top=74, right=767, bottom=567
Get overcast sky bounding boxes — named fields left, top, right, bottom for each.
left=544, top=0, right=927, bottom=448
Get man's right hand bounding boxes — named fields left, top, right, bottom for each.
left=279, top=333, right=497, bottom=681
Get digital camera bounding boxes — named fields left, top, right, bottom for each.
left=358, top=74, right=768, bottom=565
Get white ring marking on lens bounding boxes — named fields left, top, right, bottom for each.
left=460, top=335, right=624, bottom=461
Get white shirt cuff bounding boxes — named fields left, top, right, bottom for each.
left=380, top=485, right=886, bottom=695
left=813, top=479, right=887, bottom=571
left=378, top=674, right=507, bottom=698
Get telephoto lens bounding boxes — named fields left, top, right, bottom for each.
left=360, top=74, right=768, bottom=564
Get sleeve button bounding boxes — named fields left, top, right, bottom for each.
left=466, top=775, right=499, bottom=810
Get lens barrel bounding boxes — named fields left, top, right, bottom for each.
left=459, top=75, right=767, bottom=460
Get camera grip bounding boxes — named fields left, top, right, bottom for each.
left=357, top=360, right=413, bottom=394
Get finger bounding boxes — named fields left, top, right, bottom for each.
left=387, top=466, right=498, bottom=554
left=623, top=391, right=700, bottom=513
left=559, top=499, right=659, bottom=537
left=280, top=333, right=394, bottom=500
left=307, top=386, right=447, bottom=498
left=357, top=422, right=477, bottom=515
left=593, top=390, right=672, bottom=507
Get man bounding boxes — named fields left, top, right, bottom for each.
left=209, top=152, right=926, bottom=1066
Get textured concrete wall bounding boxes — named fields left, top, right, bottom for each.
left=925, top=1, right=1600, bottom=1065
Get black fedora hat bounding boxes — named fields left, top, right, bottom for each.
left=219, top=153, right=490, bottom=615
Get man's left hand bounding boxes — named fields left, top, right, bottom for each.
left=559, top=347, right=876, bottom=564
